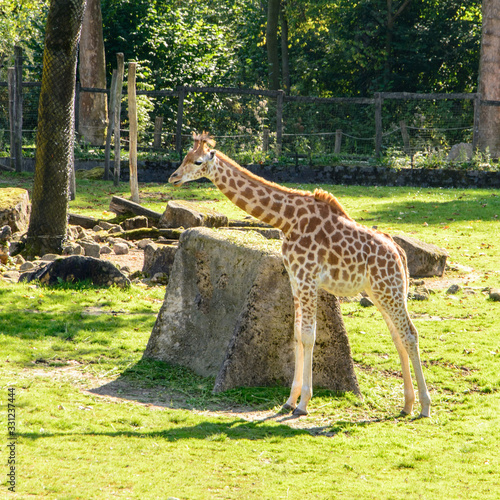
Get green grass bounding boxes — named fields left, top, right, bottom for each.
left=0, top=172, right=500, bottom=498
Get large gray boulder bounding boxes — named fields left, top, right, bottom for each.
left=143, top=227, right=360, bottom=395
left=158, top=200, right=228, bottom=229
left=0, top=188, right=30, bottom=232
left=393, top=234, right=448, bottom=277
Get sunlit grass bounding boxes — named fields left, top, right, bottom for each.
left=0, top=172, right=499, bottom=498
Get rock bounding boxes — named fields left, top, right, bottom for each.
left=158, top=200, right=228, bottom=229
left=143, top=227, right=360, bottom=395
left=392, top=234, right=448, bottom=277
left=447, top=143, right=473, bottom=162
left=151, top=272, right=168, bottom=284
left=0, top=244, right=8, bottom=264
left=489, top=288, right=500, bottom=302
left=14, top=254, right=25, bottom=265
left=99, top=221, right=119, bottom=231
left=220, top=226, right=283, bottom=240
left=19, top=256, right=130, bottom=288
left=142, top=243, right=178, bottom=277
left=92, top=225, right=104, bottom=232
left=41, top=254, right=59, bottom=262
left=108, top=226, right=124, bottom=234
left=0, top=225, right=12, bottom=241
left=121, top=216, right=148, bottom=231
left=62, top=243, right=84, bottom=256
left=113, top=242, right=129, bottom=255
left=0, top=188, right=30, bottom=232
left=410, top=286, right=430, bottom=301
left=446, top=284, right=461, bottom=294
left=99, top=245, right=113, bottom=255
left=137, top=238, right=154, bottom=250
left=20, top=261, right=36, bottom=271
left=78, top=239, right=101, bottom=258
left=359, top=297, right=374, bottom=307
left=2, top=270, right=20, bottom=282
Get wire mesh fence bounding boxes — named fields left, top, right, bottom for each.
left=0, top=54, right=490, bottom=173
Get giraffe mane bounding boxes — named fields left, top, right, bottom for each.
left=214, top=150, right=352, bottom=220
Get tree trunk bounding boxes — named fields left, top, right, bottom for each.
left=266, top=0, right=281, bottom=90
left=478, top=1, right=500, bottom=157
left=25, top=0, right=86, bottom=257
left=280, top=0, right=290, bottom=94
left=78, top=0, right=107, bottom=145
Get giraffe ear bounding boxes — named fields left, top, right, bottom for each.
left=208, top=150, right=216, bottom=160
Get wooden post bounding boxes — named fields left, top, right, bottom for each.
left=128, top=62, right=139, bottom=203
left=175, top=86, right=186, bottom=154
left=334, top=129, right=342, bottom=154
left=113, top=53, right=124, bottom=187
left=374, top=93, right=383, bottom=157
left=8, top=68, right=15, bottom=170
left=276, top=90, right=284, bottom=156
left=263, top=128, right=269, bottom=152
left=14, top=46, right=23, bottom=172
left=153, top=116, right=163, bottom=149
left=399, top=120, right=411, bottom=156
left=472, top=92, right=480, bottom=152
left=104, top=69, right=117, bottom=180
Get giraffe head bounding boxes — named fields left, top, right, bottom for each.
left=169, top=132, right=216, bottom=186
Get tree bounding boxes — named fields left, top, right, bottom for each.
left=477, top=0, right=500, bottom=157
left=266, top=0, right=281, bottom=90
left=78, top=0, right=107, bottom=145
left=25, top=0, right=86, bottom=257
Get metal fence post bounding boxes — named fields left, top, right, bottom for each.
left=374, top=92, right=383, bottom=157
left=472, top=93, right=480, bottom=151
left=175, top=86, right=186, bottom=155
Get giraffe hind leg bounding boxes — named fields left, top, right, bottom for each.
left=369, top=292, right=431, bottom=418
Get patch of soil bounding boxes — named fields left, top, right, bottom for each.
left=100, top=247, right=145, bottom=274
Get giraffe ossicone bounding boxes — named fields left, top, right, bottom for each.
left=169, top=132, right=431, bottom=418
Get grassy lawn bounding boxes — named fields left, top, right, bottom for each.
left=0, top=171, right=499, bottom=499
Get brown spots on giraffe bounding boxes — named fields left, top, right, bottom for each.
left=261, top=197, right=271, bottom=207
left=297, top=207, right=308, bottom=218
left=284, top=204, right=295, bottom=219
left=252, top=206, right=264, bottom=218
left=241, top=187, right=253, bottom=200
left=327, top=253, right=339, bottom=266
left=299, top=235, right=312, bottom=249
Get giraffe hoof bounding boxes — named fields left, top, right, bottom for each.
left=417, top=412, right=430, bottom=419
left=281, top=403, right=296, bottom=413
left=292, top=408, right=308, bottom=417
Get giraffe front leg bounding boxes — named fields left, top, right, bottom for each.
left=293, top=292, right=317, bottom=417
left=283, top=295, right=303, bottom=412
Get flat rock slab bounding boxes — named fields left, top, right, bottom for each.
left=143, top=227, right=360, bottom=395
left=19, top=255, right=130, bottom=288
left=158, top=200, right=228, bottom=229
left=0, top=188, right=30, bottom=232
left=393, top=234, right=448, bottom=277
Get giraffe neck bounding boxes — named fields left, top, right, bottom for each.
left=209, top=151, right=301, bottom=234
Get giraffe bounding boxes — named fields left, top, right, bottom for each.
left=169, top=132, right=431, bottom=418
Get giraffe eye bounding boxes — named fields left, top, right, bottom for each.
left=194, top=160, right=203, bottom=166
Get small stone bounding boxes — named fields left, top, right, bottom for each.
left=359, top=297, right=374, bottom=307
left=151, top=272, right=168, bottom=284
left=62, top=243, right=84, bottom=256
left=446, top=284, right=461, bottom=294
left=2, top=270, right=20, bottom=281
left=121, top=216, right=148, bottom=231
left=20, top=261, right=36, bottom=271
left=120, top=266, right=131, bottom=274
left=108, top=226, right=124, bottom=234
left=137, top=239, right=154, bottom=250
left=14, top=254, right=25, bottom=265
left=99, top=221, right=118, bottom=231
left=78, top=239, right=101, bottom=258
left=41, top=254, right=59, bottom=262
left=99, top=245, right=113, bottom=254
left=92, top=225, right=104, bottom=232
left=0, top=225, right=12, bottom=241
left=489, top=288, right=500, bottom=302
left=113, top=242, right=129, bottom=255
